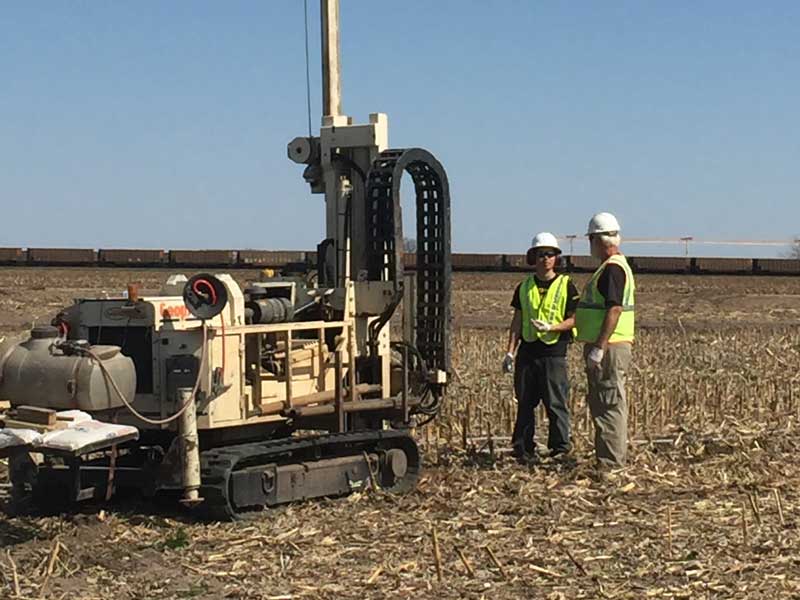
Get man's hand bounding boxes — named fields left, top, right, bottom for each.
left=531, top=319, right=552, bottom=332
left=586, top=346, right=604, bottom=370
left=502, top=352, right=515, bottom=374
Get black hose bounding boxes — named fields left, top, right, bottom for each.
left=390, top=341, right=441, bottom=420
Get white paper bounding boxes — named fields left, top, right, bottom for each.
left=0, top=428, right=42, bottom=449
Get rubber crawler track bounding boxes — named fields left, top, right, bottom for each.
left=198, top=430, right=421, bottom=520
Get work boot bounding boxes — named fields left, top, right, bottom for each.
left=511, top=443, right=535, bottom=460
left=516, top=452, right=539, bottom=467
left=591, top=462, right=621, bottom=486
left=547, top=447, right=571, bottom=460
left=547, top=448, right=576, bottom=470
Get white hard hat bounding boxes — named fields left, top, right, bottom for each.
left=530, top=232, right=561, bottom=253
left=586, top=212, right=621, bottom=235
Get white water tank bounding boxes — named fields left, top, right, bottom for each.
left=0, top=326, right=136, bottom=412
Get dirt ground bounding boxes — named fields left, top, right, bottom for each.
left=453, top=271, right=800, bottom=331
left=1, top=267, right=800, bottom=599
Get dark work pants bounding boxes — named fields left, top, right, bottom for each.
left=512, top=355, right=571, bottom=457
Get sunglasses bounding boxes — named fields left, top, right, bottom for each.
left=537, top=251, right=558, bottom=259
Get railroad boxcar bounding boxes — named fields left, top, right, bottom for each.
left=503, top=254, right=528, bottom=270
left=168, top=250, right=238, bottom=267
left=567, top=255, right=597, bottom=272
left=450, top=253, right=504, bottom=271
left=0, top=248, right=25, bottom=265
left=754, top=258, right=800, bottom=276
left=629, top=256, right=691, bottom=274
left=402, top=252, right=417, bottom=269
left=98, top=248, right=166, bottom=267
left=237, top=250, right=306, bottom=268
left=693, top=257, right=754, bottom=275
left=27, top=247, right=97, bottom=266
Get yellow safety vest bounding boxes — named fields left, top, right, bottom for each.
left=575, top=254, right=635, bottom=343
left=519, top=274, right=570, bottom=344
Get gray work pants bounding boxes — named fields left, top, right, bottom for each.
left=584, top=342, right=632, bottom=467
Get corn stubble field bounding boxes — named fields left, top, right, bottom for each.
left=1, top=267, right=800, bottom=599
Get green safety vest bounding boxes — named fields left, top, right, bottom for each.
left=519, top=274, right=570, bottom=344
left=575, top=254, right=635, bottom=343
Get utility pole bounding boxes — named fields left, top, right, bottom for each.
left=680, top=236, right=693, bottom=257
left=565, top=235, right=577, bottom=255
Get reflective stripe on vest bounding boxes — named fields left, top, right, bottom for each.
left=575, top=254, right=635, bottom=343
left=519, top=274, right=569, bottom=344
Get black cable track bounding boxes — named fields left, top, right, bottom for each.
left=365, top=148, right=452, bottom=377
left=198, top=430, right=420, bottom=520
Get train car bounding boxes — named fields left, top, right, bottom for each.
left=451, top=253, right=504, bottom=271
left=168, top=249, right=238, bottom=267
left=402, top=252, right=417, bottom=269
left=237, top=250, right=306, bottom=268
left=567, top=255, right=596, bottom=272
left=629, top=256, right=690, bottom=274
left=503, top=254, right=528, bottom=270
left=754, top=258, right=800, bottom=276
left=27, top=247, right=97, bottom=266
left=693, top=257, right=754, bottom=275
left=98, top=248, right=166, bottom=267
left=0, top=248, right=25, bottom=265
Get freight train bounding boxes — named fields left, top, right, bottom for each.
left=0, top=248, right=314, bottom=269
left=0, top=248, right=797, bottom=275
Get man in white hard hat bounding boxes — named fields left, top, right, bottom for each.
left=503, top=232, right=579, bottom=465
left=575, top=212, right=636, bottom=470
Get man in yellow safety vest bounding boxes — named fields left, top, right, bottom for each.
left=503, top=232, right=579, bottom=465
left=575, top=212, right=635, bottom=469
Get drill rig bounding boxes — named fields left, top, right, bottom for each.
left=0, top=1, right=451, bottom=519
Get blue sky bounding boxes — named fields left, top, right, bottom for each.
left=2, top=2, right=799, bottom=256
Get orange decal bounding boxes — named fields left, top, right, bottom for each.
left=159, top=303, right=191, bottom=320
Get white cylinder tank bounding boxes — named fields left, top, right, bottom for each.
left=0, top=326, right=136, bottom=412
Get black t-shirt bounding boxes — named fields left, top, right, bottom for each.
left=511, top=275, right=580, bottom=359
left=597, top=264, right=626, bottom=307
